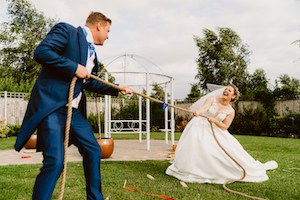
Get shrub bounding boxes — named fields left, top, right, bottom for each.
left=230, top=106, right=300, bottom=138
left=229, top=107, right=270, bottom=136
left=87, top=113, right=104, bottom=134
left=270, top=113, right=300, bottom=138
left=0, top=124, right=11, bottom=138
left=175, top=115, right=190, bottom=132
left=151, top=126, right=159, bottom=132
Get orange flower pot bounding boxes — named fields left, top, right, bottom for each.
left=97, top=138, right=114, bottom=159
left=24, top=135, right=37, bottom=149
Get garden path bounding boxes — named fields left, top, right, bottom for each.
left=0, top=140, right=174, bottom=166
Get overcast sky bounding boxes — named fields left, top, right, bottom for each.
left=0, top=0, right=299, bottom=98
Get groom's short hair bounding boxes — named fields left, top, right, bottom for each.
left=86, top=12, right=112, bottom=26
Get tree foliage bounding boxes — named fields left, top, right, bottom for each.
left=194, top=27, right=250, bottom=93
left=0, top=0, right=55, bottom=84
left=273, top=74, right=300, bottom=99
left=150, top=83, right=166, bottom=100
left=186, top=83, right=202, bottom=100
left=241, top=68, right=269, bottom=100
left=150, top=83, right=168, bottom=129
left=0, top=77, right=34, bottom=92
left=249, top=68, right=268, bottom=90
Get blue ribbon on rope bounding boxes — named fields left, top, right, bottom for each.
left=162, top=102, right=169, bottom=110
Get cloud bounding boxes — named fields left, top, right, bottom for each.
left=1, top=0, right=299, bottom=98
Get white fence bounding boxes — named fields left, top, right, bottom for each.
left=0, top=91, right=299, bottom=125
left=0, top=92, right=29, bottom=125
left=0, top=92, right=138, bottom=125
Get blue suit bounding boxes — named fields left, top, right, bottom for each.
left=14, top=22, right=118, bottom=200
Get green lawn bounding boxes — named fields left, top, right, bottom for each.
left=0, top=134, right=299, bottom=200
left=0, top=137, right=16, bottom=150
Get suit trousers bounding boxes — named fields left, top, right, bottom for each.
left=32, top=107, right=103, bottom=200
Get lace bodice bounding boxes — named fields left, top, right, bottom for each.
left=205, top=97, right=233, bottom=122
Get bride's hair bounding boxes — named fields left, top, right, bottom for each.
left=229, top=83, right=240, bottom=102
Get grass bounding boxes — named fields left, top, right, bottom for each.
left=0, top=137, right=16, bottom=150
left=0, top=134, right=299, bottom=199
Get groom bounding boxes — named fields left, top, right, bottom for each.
left=15, top=12, right=133, bottom=200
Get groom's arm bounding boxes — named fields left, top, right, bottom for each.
left=33, top=22, right=78, bottom=78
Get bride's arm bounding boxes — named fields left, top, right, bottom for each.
left=194, top=97, right=214, bottom=116
left=208, top=111, right=235, bottom=130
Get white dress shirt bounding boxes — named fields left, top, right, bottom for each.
left=70, top=26, right=96, bottom=109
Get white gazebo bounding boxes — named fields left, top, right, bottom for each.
left=101, top=53, right=175, bottom=150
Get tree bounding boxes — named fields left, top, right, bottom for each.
left=0, top=0, right=55, bottom=83
left=250, top=68, right=268, bottom=90
left=186, top=83, right=202, bottom=100
left=243, top=68, right=269, bottom=100
left=150, top=83, right=167, bottom=129
left=274, top=74, right=300, bottom=99
left=194, top=28, right=250, bottom=93
left=150, top=83, right=166, bottom=100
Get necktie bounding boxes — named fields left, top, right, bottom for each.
left=88, top=42, right=95, bottom=57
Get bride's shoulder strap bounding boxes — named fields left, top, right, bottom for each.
left=227, top=106, right=235, bottom=115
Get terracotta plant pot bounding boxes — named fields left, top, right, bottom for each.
left=24, top=134, right=37, bottom=149
left=97, top=138, right=114, bottom=159
left=172, top=144, right=177, bottom=152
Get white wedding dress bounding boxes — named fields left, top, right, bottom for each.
left=166, top=97, right=278, bottom=184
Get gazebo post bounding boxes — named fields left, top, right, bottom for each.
left=170, top=78, right=175, bottom=145
left=104, top=72, right=109, bottom=138
left=138, top=94, right=142, bottom=142
left=164, top=83, right=169, bottom=144
left=146, top=73, right=150, bottom=150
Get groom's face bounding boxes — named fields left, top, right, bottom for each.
left=94, top=22, right=110, bottom=46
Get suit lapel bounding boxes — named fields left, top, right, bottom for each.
left=77, top=27, right=88, bottom=66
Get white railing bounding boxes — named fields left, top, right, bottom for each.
left=0, top=91, right=28, bottom=99
left=110, top=120, right=147, bottom=133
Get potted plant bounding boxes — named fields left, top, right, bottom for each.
left=24, top=134, right=37, bottom=149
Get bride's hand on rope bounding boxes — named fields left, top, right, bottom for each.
left=118, top=84, right=133, bottom=95
left=193, top=110, right=202, bottom=116
left=207, top=117, right=217, bottom=124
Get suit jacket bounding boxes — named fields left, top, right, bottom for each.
left=14, top=22, right=119, bottom=152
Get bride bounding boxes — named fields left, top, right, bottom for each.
left=166, top=84, right=278, bottom=184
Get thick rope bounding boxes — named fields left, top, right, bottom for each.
left=282, top=168, right=300, bottom=173
left=58, top=77, right=77, bottom=200
left=58, top=75, right=266, bottom=200
left=209, top=123, right=266, bottom=200
left=89, top=75, right=267, bottom=199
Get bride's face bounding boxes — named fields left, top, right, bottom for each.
left=221, top=86, right=236, bottom=101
